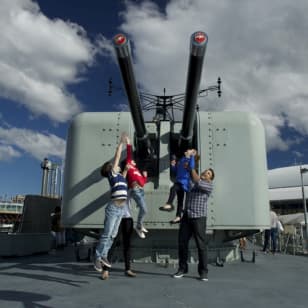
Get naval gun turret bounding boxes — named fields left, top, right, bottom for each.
left=112, top=31, right=209, bottom=167
left=61, top=31, right=269, bottom=262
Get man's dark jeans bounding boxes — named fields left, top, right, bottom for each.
left=178, top=213, right=208, bottom=276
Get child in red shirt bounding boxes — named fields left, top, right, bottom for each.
left=125, top=135, right=148, bottom=239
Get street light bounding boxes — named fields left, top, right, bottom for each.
left=300, top=166, right=308, bottom=252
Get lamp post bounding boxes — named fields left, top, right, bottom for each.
left=300, top=166, right=308, bottom=252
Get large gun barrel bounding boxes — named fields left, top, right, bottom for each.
left=113, top=33, right=152, bottom=157
left=179, top=31, right=208, bottom=151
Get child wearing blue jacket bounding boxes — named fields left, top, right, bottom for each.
left=159, top=149, right=197, bottom=223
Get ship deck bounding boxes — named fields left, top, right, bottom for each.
left=0, top=246, right=307, bottom=308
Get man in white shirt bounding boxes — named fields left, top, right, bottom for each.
left=270, top=210, right=279, bottom=254
left=262, top=210, right=279, bottom=254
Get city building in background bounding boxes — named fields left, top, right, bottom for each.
left=11, top=195, right=26, bottom=204
left=0, top=196, right=24, bottom=232
left=269, top=165, right=308, bottom=215
left=40, top=158, right=63, bottom=198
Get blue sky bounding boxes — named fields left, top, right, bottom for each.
left=0, top=0, right=308, bottom=198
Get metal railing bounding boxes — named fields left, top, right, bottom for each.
left=256, top=229, right=307, bottom=255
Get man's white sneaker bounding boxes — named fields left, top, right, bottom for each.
left=173, top=270, right=186, bottom=278
left=199, top=274, right=208, bottom=281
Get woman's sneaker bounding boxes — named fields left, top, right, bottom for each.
left=94, top=258, right=102, bottom=272
left=101, top=257, right=111, bottom=268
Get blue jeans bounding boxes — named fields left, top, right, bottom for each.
left=262, top=228, right=278, bottom=252
left=270, top=227, right=278, bottom=252
left=130, top=188, right=147, bottom=228
left=95, top=201, right=125, bottom=259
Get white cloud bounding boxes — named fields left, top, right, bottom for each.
left=0, top=0, right=99, bottom=122
left=115, top=0, right=308, bottom=152
left=260, top=114, right=287, bottom=152
left=293, top=151, right=304, bottom=158
left=0, top=126, right=65, bottom=161
left=0, top=144, right=21, bottom=161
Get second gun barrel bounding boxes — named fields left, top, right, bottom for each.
left=179, top=31, right=208, bottom=150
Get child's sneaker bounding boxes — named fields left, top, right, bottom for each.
left=125, top=270, right=137, bottom=277
left=159, top=204, right=174, bottom=212
left=141, top=226, right=149, bottom=233
left=135, top=227, right=146, bottom=239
